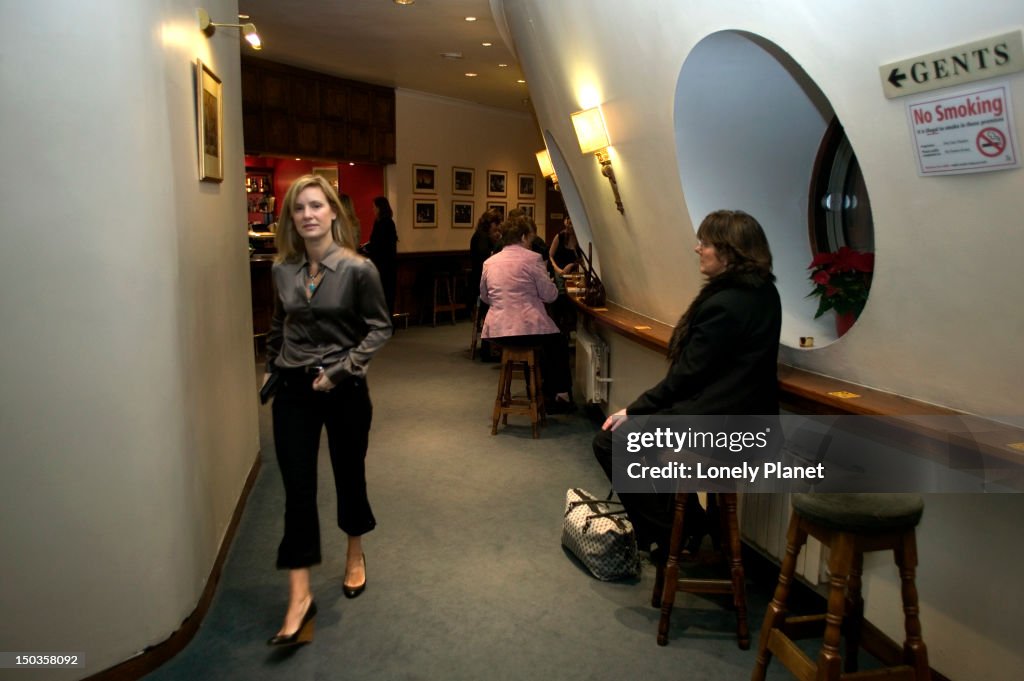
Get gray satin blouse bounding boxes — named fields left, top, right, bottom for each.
left=266, top=243, right=392, bottom=385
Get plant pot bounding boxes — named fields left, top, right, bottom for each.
left=835, top=311, right=856, bottom=337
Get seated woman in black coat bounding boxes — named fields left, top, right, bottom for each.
left=593, top=209, right=782, bottom=559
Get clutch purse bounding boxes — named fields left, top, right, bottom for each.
left=259, top=372, right=281, bottom=405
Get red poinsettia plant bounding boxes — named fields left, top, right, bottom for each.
left=807, top=246, right=874, bottom=319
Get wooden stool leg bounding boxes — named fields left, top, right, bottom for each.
left=818, top=532, right=855, bottom=681
left=656, top=492, right=688, bottom=646
left=844, top=551, right=865, bottom=673
left=446, top=275, right=456, bottom=324
left=491, top=351, right=510, bottom=435
left=469, top=300, right=479, bottom=358
left=528, top=356, right=544, bottom=436
left=896, top=530, right=930, bottom=680
left=752, top=512, right=808, bottom=681
left=720, top=493, right=750, bottom=649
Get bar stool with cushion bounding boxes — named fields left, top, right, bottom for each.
left=652, top=492, right=750, bottom=649
left=752, top=493, right=929, bottom=681
left=490, top=344, right=546, bottom=438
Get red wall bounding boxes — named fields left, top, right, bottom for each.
left=244, top=157, right=385, bottom=244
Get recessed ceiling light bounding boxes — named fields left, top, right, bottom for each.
left=465, top=72, right=478, bottom=77
left=238, top=13, right=250, bottom=19
left=465, top=16, right=477, bottom=22
left=498, top=63, right=508, bottom=68
left=394, top=0, right=415, bottom=5
left=440, top=52, right=464, bottom=60
left=349, top=162, right=355, bottom=166
left=517, top=79, right=526, bottom=84
left=482, top=42, right=493, bottom=47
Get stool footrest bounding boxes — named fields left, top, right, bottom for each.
left=781, top=613, right=827, bottom=640
left=675, top=577, right=736, bottom=595
left=767, top=629, right=817, bottom=681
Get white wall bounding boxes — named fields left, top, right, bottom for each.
left=392, top=89, right=544, bottom=252
left=0, top=1, right=258, bottom=677
left=499, top=1, right=1024, bottom=678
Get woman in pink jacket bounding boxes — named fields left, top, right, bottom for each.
left=480, top=217, right=575, bottom=412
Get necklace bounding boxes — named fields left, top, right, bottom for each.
left=305, top=264, right=325, bottom=298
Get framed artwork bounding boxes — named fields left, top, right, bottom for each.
left=413, top=164, right=437, bottom=193
left=487, top=201, right=507, bottom=219
left=452, top=166, right=475, bottom=195
left=487, top=169, right=507, bottom=197
left=517, top=202, right=535, bottom=219
left=413, top=198, right=438, bottom=228
left=195, top=59, right=223, bottom=182
left=452, top=200, right=474, bottom=228
left=312, top=166, right=339, bottom=192
left=518, top=173, right=536, bottom=199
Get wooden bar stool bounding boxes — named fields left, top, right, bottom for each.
left=432, top=271, right=466, bottom=326
left=752, top=493, right=929, bottom=681
left=652, top=492, right=750, bottom=649
left=490, top=345, right=546, bottom=438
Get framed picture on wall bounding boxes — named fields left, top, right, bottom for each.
left=452, top=166, right=474, bottom=195
left=413, top=198, right=438, bottom=228
left=486, top=201, right=507, bottom=219
left=312, top=166, right=339, bottom=192
left=487, top=170, right=507, bottom=197
left=195, top=59, right=223, bottom=182
left=452, top=200, right=474, bottom=228
left=516, top=202, right=535, bottom=219
left=413, top=164, right=437, bottom=193
left=518, top=173, right=536, bottom=199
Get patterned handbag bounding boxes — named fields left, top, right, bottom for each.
left=561, top=488, right=641, bottom=581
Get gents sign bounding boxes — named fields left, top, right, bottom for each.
left=880, top=31, right=1023, bottom=99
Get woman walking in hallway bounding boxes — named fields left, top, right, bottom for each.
left=263, top=175, right=392, bottom=646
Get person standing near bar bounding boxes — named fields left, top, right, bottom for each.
left=263, top=174, right=392, bottom=647
left=364, top=196, right=398, bottom=315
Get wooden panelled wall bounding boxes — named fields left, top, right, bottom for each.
left=241, top=57, right=396, bottom=163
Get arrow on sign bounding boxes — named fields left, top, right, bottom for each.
left=887, top=68, right=907, bottom=88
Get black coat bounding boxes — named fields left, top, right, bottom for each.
left=627, top=270, right=781, bottom=416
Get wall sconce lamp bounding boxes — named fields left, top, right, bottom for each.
left=197, top=9, right=262, bottom=50
left=570, top=106, right=623, bottom=214
left=535, top=148, right=559, bottom=191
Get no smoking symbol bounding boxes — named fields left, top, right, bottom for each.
left=976, top=127, right=1006, bottom=158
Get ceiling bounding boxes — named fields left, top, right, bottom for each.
left=234, top=0, right=531, bottom=112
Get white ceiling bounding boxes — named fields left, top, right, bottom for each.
left=235, top=0, right=531, bottom=111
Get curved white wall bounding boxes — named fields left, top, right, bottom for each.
left=0, top=1, right=259, bottom=676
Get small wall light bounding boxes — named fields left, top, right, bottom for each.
left=570, top=106, right=623, bottom=214
left=197, top=8, right=262, bottom=50
left=535, top=148, right=559, bottom=191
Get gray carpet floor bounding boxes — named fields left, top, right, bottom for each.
left=144, top=322, right=793, bottom=680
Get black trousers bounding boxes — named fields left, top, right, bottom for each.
left=592, top=427, right=705, bottom=552
left=489, top=333, right=572, bottom=398
left=272, top=369, right=375, bottom=569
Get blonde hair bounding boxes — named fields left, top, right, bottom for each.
left=275, top=175, right=357, bottom=262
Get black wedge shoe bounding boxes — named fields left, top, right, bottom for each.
left=343, top=554, right=367, bottom=599
left=267, top=600, right=317, bottom=647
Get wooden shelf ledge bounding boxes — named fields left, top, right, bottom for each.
left=571, top=295, right=1024, bottom=468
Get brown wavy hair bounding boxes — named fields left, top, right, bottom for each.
left=667, top=210, right=774, bottom=361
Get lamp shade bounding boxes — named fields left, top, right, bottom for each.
left=535, top=149, right=555, bottom=178
left=570, top=106, right=610, bottom=154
